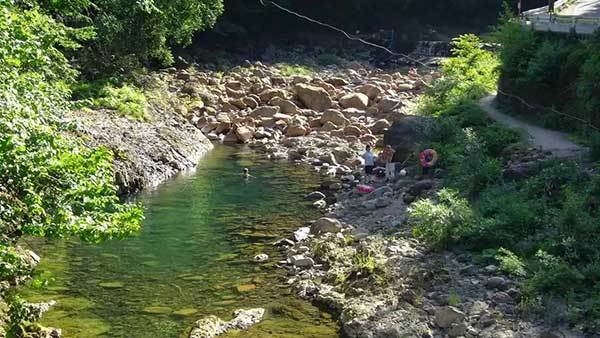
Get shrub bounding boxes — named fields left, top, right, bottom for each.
left=35, top=0, right=225, bottom=73
left=447, top=131, right=502, bottom=197
left=495, top=247, right=526, bottom=277
left=278, top=64, right=314, bottom=77
left=316, top=53, right=343, bottom=66
left=527, top=250, right=584, bottom=294
left=93, top=85, right=148, bottom=121
left=475, top=184, right=541, bottom=247
left=479, top=123, right=523, bottom=157
left=409, top=189, right=477, bottom=248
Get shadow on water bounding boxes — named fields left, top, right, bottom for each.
left=21, top=145, right=340, bottom=338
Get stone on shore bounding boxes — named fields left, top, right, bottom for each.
left=339, top=93, right=369, bottom=110
left=310, top=217, right=342, bottom=235
left=435, top=306, right=466, bottom=328
left=293, top=84, right=332, bottom=111
left=189, top=308, right=265, bottom=338
left=305, top=191, right=326, bottom=201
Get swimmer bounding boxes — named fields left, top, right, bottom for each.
left=241, top=168, right=254, bottom=179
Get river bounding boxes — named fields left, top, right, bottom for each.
left=21, top=145, right=339, bottom=337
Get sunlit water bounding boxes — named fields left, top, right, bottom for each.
left=21, top=146, right=339, bottom=338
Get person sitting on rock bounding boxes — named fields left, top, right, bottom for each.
left=362, top=145, right=375, bottom=183
left=380, top=145, right=396, bottom=181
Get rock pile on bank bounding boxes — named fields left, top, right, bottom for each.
left=189, top=308, right=265, bottom=338
left=162, top=61, right=431, bottom=170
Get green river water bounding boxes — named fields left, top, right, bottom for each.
left=21, top=146, right=339, bottom=338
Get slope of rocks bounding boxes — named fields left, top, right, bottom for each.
left=69, top=78, right=214, bottom=195
left=176, top=60, right=432, bottom=167
left=279, top=173, right=583, bottom=338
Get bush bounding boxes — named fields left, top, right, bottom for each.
left=278, top=64, right=314, bottom=77
left=409, top=189, right=477, bottom=248
left=32, top=0, right=224, bottom=73
left=93, top=85, right=148, bottom=121
left=479, top=123, right=522, bottom=156
left=316, top=53, right=343, bottom=66
left=495, top=247, right=526, bottom=277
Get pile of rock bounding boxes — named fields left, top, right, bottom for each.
left=189, top=308, right=265, bottom=338
left=162, top=61, right=431, bottom=170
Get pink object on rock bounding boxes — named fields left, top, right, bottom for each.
left=357, top=184, right=375, bottom=194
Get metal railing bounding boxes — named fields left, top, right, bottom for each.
left=521, top=13, right=600, bottom=35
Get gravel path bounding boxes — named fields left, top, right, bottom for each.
left=479, top=95, right=585, bottom=158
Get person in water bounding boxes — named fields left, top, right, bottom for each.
left=362, top=144, right=375, bottom=183
left=241, top=168, right=253, bottom=179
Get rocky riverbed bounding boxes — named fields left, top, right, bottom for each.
left=9, top=56, right=582, bottom=338
left=159, top=60, right=584, bottom=338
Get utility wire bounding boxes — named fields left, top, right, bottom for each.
left=259, top=0, right=435, bottom=69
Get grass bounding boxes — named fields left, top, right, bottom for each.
left=277, top=63, right=315, bottom=77
left=72, top=80, right=149, bottom=121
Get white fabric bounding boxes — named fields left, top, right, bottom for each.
left=362, top=151, right=375, bottom=166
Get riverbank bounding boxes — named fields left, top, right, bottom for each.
left=13, top=44, right=595, bottom=337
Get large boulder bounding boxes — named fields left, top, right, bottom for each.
left=434, top=306, right=465, bottom=329
left=310, top=217, right=342, bottom=235
left=383, top=115, right=428, bottom=161
left=370, top=119, right=391, bottom=135
left=378, top=97, right=401, bottom=113
left=189, top=308, right=265, bottom=338
left=293, top=84, right=332, bottom=111
left=258, top=88, right=287, bottom=103
left=235, top=126, right=254, bottom=143
left=320, top=109, right=348, bottom=127
left=269, top=97, right=300, bottom=115
left=242, top=97, right=259, bottom=109
left=357, top=84, right=382, bottom=100
left=250, top=106, right=280, bottom=118
left=339, top=93, right=369, bottom=110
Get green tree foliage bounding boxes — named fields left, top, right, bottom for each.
left=412, top=33, right=600, bottom=332
left=495, top=17, right=600, bottom=134
left=0, top=3, right=142, bottom=247
left=28, top=0, right=224, bottom=73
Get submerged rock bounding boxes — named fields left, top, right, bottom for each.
left=253, top=253, right=269, bottom=262
left=98, top=281, right=125, bottom=289
left=189, top=308, right=265, bottom=338
left=305, top=191, right=326, bottom=201
left=142, top=306, right=173, bottom=314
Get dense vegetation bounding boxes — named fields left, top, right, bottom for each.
left=18, top=0, right=224, bottom=75
left=408, top=33, right=600, bottom=332
left=0, top=0, right=223, bottom=334
left=495, top=14, right=600, bottom=155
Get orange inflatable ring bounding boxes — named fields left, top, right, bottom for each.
left=419, top=149, right=438, bottom=168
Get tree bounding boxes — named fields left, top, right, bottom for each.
left=30, top=0, right=224, bottom=74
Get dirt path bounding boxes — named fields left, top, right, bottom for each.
left=479, top=95, right=585, bottom=158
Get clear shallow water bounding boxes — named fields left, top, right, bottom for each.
left=21, top=146, right=339, bottom=338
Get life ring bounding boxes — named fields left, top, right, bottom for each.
left=419, top=149, right=438, bottom=168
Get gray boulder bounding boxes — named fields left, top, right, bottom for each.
left=310, top=217, right=342, bottom=235
left=383, top=115, right=428, bottom=162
